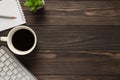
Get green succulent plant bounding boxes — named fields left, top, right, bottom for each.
left=24, top=0, right=44, bottom=12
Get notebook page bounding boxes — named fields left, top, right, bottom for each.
left=0, top=0, right=26, bottom=31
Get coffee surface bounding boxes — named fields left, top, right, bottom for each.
left=12, top=29, right=35, bottom=51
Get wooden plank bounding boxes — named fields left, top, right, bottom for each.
left=36, top=75, right=120, bottom=80
left=29, top=25, right=120, bottom=50
left=17, top=53, right=120, bottom=75
left=20, top=0, right=120, bottom=25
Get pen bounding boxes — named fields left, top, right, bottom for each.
left=0, top=15, right=16, bottom=19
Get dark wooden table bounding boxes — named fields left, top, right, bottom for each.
left=1, top=0, right=120, bottom=80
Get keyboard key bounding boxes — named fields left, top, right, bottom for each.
left=7, top=70, right=12, bottom=76
left=3, top=66, right=9, bottom=72
left=4, top=54, right=9, bottom=58
left=5, top=60, right=10, bottom=66
left=21, top=77, right=27, bottom=80
left=21, top=71, right=26, bottom=76
left=0, top=71, right=6, bottom=76
left=13, top=69, right=18, bottom=74
left=0, top=62, right=4, bottom=68
left=1, top=55, right=6, bottom=62
left=9, top=64, right=14, bottom=70
left=9, top=58, right=13, bottom=63
left=17, top=73, right=22, bottom=78
left=11, top=74, right=17, bottom=80
left=13, top=62, right=17, bottom=67
left=25, top=76, right=30, bottom=80
left=0, top=49, right=5, bottom=54
left=18, top=67, right=22, bottom=71
left=4, top=75, right=10, bottom=80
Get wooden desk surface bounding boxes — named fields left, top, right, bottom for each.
left=1, top=0, right=120, bottom=80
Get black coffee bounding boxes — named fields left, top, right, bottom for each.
left=12, top=29, right=35, bottom=51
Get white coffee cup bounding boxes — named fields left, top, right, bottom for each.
left=0, top=26, right=37, bottom=55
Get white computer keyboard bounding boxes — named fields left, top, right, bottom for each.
left=0, top=46, right=38, bottom=80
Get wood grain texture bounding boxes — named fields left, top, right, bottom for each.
left=21, top=0, right=120, bottom=25
left=0, top=0, right=120, bottom=80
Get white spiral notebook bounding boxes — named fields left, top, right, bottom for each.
left=0, top=0, right=26, bottom=31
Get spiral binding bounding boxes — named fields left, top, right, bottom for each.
left=15, top=0, right=26, bottom=22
